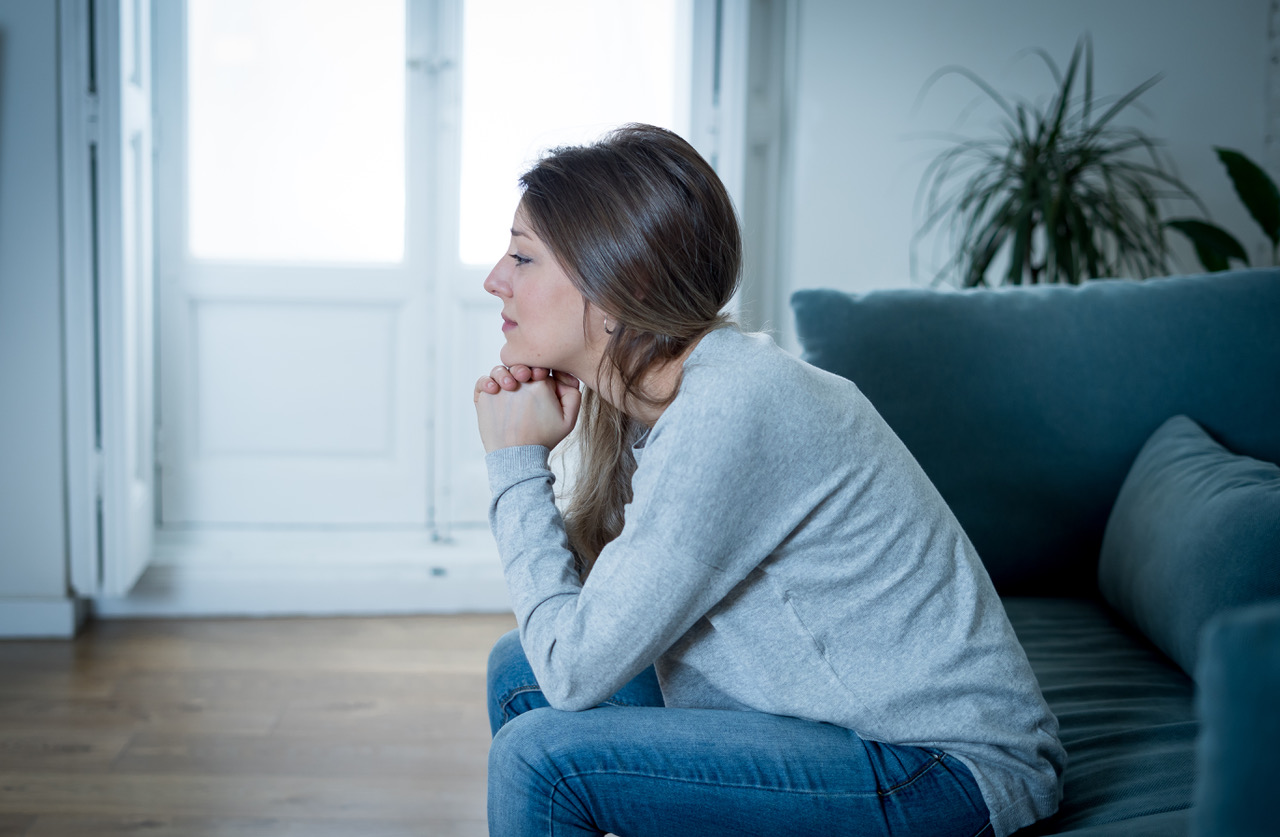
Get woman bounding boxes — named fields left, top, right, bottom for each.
left=473, top=124, right=1064, bottom=837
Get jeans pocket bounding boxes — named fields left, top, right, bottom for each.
left=865, top=740, right=946, bottom=797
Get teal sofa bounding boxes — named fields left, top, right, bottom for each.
left=791, top=269, right=1280, bottom=836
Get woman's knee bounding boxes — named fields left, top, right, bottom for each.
left=489, top=707, right=571, bottom=787
left=488, top=709, right=603, bottom=833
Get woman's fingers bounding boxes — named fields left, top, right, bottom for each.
left=551, top=369, right=580, bottom=387
left=478, top=365, right=564, bottom=401
left=474, top=374, right=501, bottom=402
left=551, top=369, right=581, bottom=400
left=506, top=365, right=551, bottom=383
left=488, top=365, right=524, bottom=391
left=558, top=381, right=583, bottom=428
left=489, top=365, right=512, bottom=390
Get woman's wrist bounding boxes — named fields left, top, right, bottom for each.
left=485, top=444, right=554, bottom=495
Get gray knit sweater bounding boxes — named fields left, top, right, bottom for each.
left=485, top=327, right=1065, bottom=837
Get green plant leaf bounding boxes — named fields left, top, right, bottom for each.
left=1043, top=40, right=1082, bottom=151
left=912, top=38, right=1201, bottom=286
left=1082, top=35, right=1094, bottom=127
left=1165, top=218, right=1250, bottom=272
left=1089, top=74, right=1163, bottom=133
left=1215, top=147, right=1280, bottom=246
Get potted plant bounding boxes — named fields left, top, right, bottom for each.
left=1166, top=147, right=1280, bottom=271
left=914, top=35, right=1204, bottom=287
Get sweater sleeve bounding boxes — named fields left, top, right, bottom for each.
left=486, top=394, right=805, bottom=711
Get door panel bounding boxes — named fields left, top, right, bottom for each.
left=157, top=0, right=431, bottom=526
left=194, top=302, right=398, bottom=456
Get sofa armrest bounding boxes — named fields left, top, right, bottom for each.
left=1194, top=598, right=1280, bottom=836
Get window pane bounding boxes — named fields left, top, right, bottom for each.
left=188, top=0, right=405, bottom=263
left=459, top=0, right=691, bottom=265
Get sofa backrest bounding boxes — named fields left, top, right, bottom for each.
left=790, top=269, right=1280, bottom=595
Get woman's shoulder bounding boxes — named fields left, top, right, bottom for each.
left=663, top=327, right=856, bottom=434
left=682, top=327, right=850, bottom=404
left=678, top=329, right=779, bottom=404
left=683, top=327, right=794, bottom=382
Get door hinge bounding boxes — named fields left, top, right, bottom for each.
left=93, top=448, right=105, bottom=501
left=407, top=56, right=454, bottom=76
left=84, top=92, right=101, bottom=144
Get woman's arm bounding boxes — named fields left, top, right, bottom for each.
left=485, top=388, right=806, bottom=711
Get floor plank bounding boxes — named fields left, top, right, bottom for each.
left=0, top=772, right=486, bottom=819
left=0, top=730, right=132, bottom=773
left=0, top=814, right=35, bottom=837
left=0, top=697, right=284, bottom=737
left=108, top=671, right=485, bottom=704
left=114, top=732, right=489, bottom=778
left=0, top=613, right=514, bottom=837
left=22, top=814, right=484, bottom=837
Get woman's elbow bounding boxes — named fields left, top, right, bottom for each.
left=540, top=676, right=607, bottom=712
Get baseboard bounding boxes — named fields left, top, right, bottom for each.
left=0, top=596, right=89, bottom=638
left=92, top=526, right=513, bottom=618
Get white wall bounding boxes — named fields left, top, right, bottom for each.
left=782, top=0, right=1272, bottom=342
left=0, top=0, right=79, bottom=635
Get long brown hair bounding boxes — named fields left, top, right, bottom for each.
left=518, top=124, right=742, bottom=574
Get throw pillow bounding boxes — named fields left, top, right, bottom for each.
left=1098, top=414, right=1280, bottom=676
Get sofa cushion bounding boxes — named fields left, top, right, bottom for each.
left=790, top=270, right=1280, bottom=594
left=1098, top=415, right=1280, bottom=676
left=1003, top=597, right=1196, bottom=835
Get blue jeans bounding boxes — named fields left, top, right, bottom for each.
left=486, top=630, right=992, bottom=837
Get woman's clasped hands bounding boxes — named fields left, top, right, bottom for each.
left=474, top=364, right=582, bottom=454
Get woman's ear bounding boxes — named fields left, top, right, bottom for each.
left=583, top=302, right=613, bottom=342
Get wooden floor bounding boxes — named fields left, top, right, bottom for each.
left=0, top=612, right=516, bottom=837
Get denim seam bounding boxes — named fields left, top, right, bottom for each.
left=547, top=765, right=989, bottom=834
left=875, top=751, right=944, bottom=797
left=499, top=688, right=647, bottom=725
left=550, top=768, right=925, bottom=801
left=499, top=686, right=545, bottom=724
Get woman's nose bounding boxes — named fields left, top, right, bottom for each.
left=483, top=262, right=511, bottom=298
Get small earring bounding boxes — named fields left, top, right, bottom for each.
left=603, top=316, right=615, bottom=335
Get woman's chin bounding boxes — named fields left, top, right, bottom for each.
left=499, top=346, right=530, bottom=369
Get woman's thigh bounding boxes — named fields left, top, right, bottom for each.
left=487, top=629, right=664, bottom=736
left=487, top=705, right=991, bottom=837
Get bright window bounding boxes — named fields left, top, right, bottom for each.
left=458, top=0, right=692, bottom=265
left=187, top=0, right=406, bottom=263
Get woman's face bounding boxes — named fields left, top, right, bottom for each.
left=483, top=205, right=598, bottom=377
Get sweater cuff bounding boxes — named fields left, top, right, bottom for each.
left=485, top=445, right=553, bottom=495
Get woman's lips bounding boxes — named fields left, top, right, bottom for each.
left=501, top=315, right=517, bottom=333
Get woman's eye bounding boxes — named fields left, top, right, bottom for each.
left=509, top=253, right=531, bottom=266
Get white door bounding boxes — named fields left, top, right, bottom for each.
left=156, top=0, right=433, bottom=525
left=153, top=0, right=702, bottom=538
left=75, top=0, right=157, bottom=596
